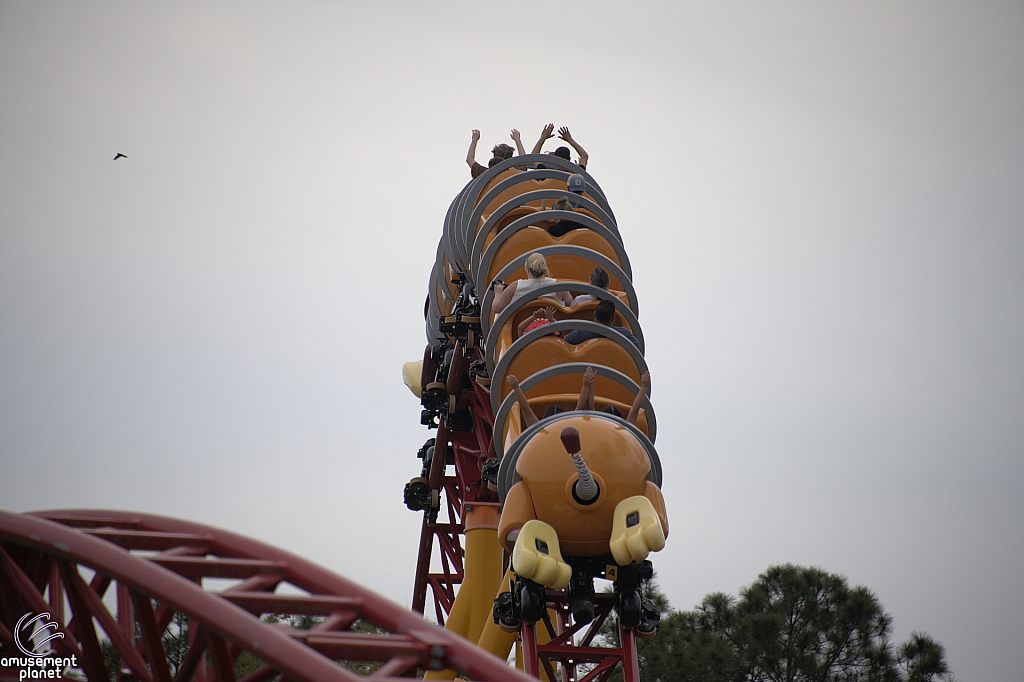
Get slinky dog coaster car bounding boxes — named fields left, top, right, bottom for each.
left=495, top=414, right=667, bottom=629
left=408, top=152, right=669, bottom=678
left=499, top=418, right=667, bottom=566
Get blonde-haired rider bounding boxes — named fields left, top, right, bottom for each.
left=492, top=252, right=572, bottom=313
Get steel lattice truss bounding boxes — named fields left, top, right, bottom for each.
left=411, top=344, right=496, bottom=625
left=0, top=510, right=535, bottom=682
left=520, top=593, right=637, bottom=682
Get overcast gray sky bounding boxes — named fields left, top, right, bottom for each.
left=1, top=2, right=1022, bottom=679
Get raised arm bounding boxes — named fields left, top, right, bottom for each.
left=511, top=129, right=526, bottom=156
left=626, top=371, right=651, bottom=425
left=531, top=123, right=555, bottom=155
left=558, top=127, right=588, bottom=168
left=518, top=306, right=558, bottom=336
left=576, top=366, right=596, bottom=412
left=518, top=309, right=545, bottom=336
left=507, top=374, right=539, bottom=427
left=466, top=129, right=481, bottom=168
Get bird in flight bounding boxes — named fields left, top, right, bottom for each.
left=113, top=153, right=127, bottom=160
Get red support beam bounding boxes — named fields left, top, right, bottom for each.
left=410, top=514, right=437, bottom=616
left=513, top=594, right=641, bottom=682
left=2, top=510, right=537, bottom=682
left=0, top=547, right=83, bottom=660
left=86, top=529, right=212, bottom=553
left=47, top=561, right=63, bottom=625
left=619, top=627, right=640, bottom=682
left=220, top=593, right=361, bottom=617
left=208, top=632, right=238, bottom=682
left=149, top=556, right=288, bottom=580
left=538, top=654, right=559, bottom=682
left=61, top=559, right=154, bottom=682
left=302, top=632, right=428, bottom=661
left=172, top=625, right=209, bottom=682
left=117, top=581, right=135, bottom=674
left=132, top=590, right=174, bottom=682
left=65, top=570, right=111, bottom=641
left=369, top=654, right=419, bottom=679
left=576, top=658, right=618, bottom=682
left=58, top=560, right=114, bottom=682
left=521, top=623, right=540, bottom=678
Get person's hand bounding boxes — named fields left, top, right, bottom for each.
left=471, top=129, right=481, bottom=141
left=583, top=366, right=595, bottom=387
left=510, top=128, right=521, bottom=141
left=540, top=123, right=555, bottom=140
left=640, top=370, right=651, bottom=391
left=506, top=374, right=519, bottom=387
left=542, top=306, right=557, bottom=321
left=557, top=126, right=573, bottom=142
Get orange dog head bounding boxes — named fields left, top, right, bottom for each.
left=509, top=414, right=653, bottom=557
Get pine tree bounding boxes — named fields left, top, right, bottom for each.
left=602, top=565, right=952, bottom=682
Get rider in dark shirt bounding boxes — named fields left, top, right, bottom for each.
left=564, top=300, right=640, bottom=349
left=546, top=195, right=587, bottom=237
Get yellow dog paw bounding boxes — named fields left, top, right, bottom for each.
left=609, top=496, right=666, bottom=566
left=511, top=520, right=572, bottom=589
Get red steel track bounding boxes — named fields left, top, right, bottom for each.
left=0, top=509, right=535, bottom=682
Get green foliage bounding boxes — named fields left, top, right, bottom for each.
left=161, top=610, right=189, bottom=676
left=613, top=564, right=952, bottom=682
left=897, top=632, right=951, bottom=682
left=262, top=613, right=324, bottom=630
left=650, top=595, right=743, bottom=682
left=732, top=564, right=896, bottom=681
left=233, top=649, right=267, bottom=678
left=100, top=638, right=119, bottom=681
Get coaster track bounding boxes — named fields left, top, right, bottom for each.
left=0, top=510, right=535, bottom=682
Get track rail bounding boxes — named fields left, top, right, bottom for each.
left=0, top=510, right=535, bottom=682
